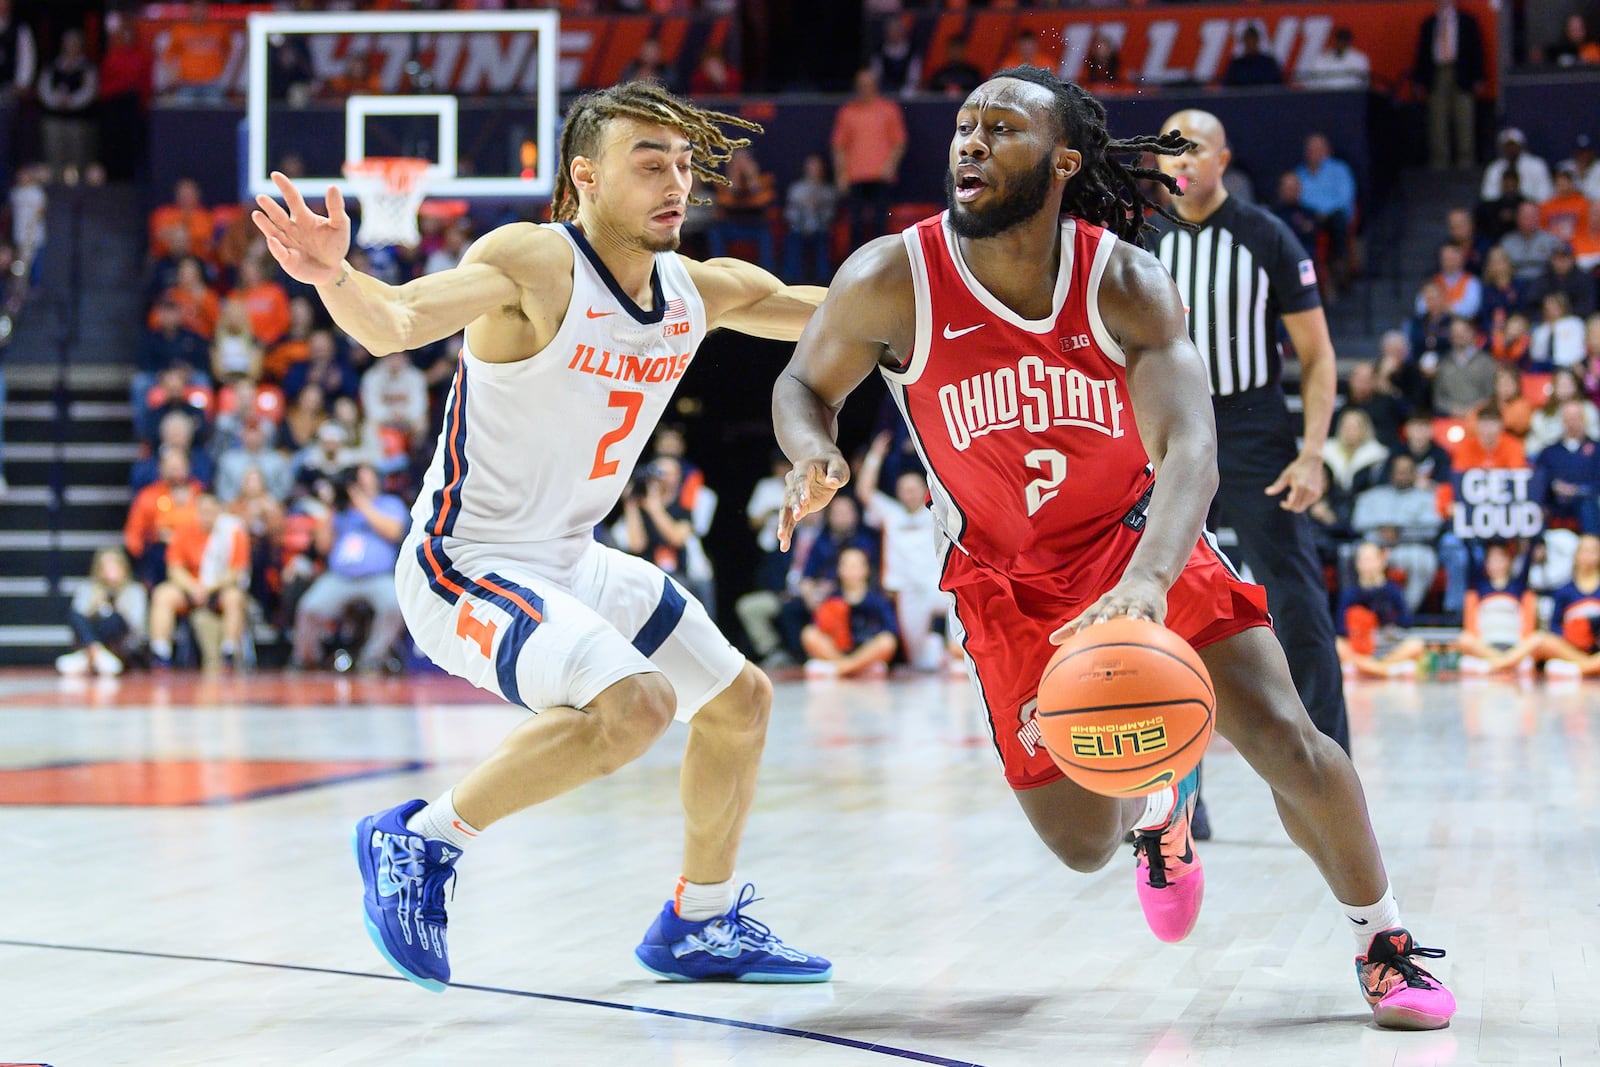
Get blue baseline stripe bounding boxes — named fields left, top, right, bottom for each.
left=632, top=578, right=686, bottom=656
left=0, top=938, right=989, bottom=1067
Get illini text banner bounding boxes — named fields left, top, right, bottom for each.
left=920, top=0, right=1499, bottom=94
left=137, top=4, right=731, bottom=95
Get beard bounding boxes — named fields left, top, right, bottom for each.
left=639, top=230, right=681, bottom=253
left=946, top=153, right=1056, bottom=240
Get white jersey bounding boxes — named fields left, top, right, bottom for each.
left=409, top=222, right=709, bottom=574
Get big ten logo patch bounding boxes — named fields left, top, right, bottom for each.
left=664, top=321, right=691, bottom=338
left=1068, top=718, right=1170, bottom=759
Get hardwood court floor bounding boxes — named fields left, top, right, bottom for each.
left=0, top=668, right=1594, bottom=1066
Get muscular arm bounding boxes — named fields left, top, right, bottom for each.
left=1098, top=244, right=1220, bottom=597
left=771, top=237, right=914, bottom=546
left=1282, top=306, right=1339, bottom=475
left=254, top=174, right=540, bottom=356
left=686, top=256, right=827, bottom=341
left=315, top=231, right=537, bottom=357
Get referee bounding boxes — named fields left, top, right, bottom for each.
left=1147, top=109, right=1351, bottom=760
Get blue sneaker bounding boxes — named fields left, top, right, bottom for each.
left=634, top=883, right=832, bottom=983
left=353, top=799, right=461, bottom=992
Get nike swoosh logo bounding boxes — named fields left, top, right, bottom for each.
left=586, top=307, right=614, bottom=319
left=943, top=322, right=986, bottom=339
left=1350, top=917, right=1369, bottom=925
left=451, top=819, right=479, bottom=837
left=1176, top=840, right=1194, bottom=866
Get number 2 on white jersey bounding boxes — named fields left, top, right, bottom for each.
left=590, top=390, right=645, bottom=480
left=1024, top=448, right=1067, bottom=516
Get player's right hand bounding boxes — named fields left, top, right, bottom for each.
left=251, top=171, right=351, bottom=287
left=778, top=453, right=851, bottom=551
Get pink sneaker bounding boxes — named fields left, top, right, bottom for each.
left=1133, top=788, right=1204, bottom=943
left=1356, top=928, right=1456, bottom=1030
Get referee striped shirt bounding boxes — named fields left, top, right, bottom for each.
left=1146, top=197, right=1322, bottom=398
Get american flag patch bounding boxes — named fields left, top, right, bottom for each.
left=1298, top=258, right=1317, bottom=286
left=665, top=298, right=687, bottom=319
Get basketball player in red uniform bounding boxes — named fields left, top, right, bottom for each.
left=772, top=67, right=1456, bottom=1030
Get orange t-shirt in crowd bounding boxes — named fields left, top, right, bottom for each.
left=1450, top=434, right=1527, bottom=470
left=831, top=96, right=908, bottom=185
left=162, top=21, right=233, bottom=84
left=150, top=285, right=220, bottom=339
left=166, top=515, right=249, bottom=586
left=1570, top=220, right=1600, bottom=269
left=148, top=204, right=215, bottom=260
left=230, top=281, right=291, bottom=345
left=264, top=337, right=309, bottom=383
left=124, top=478, right=204, bottom=559
left=1541, top=192, right=1590, bottom=241
left=1488, top=394, right=1535, bottom=437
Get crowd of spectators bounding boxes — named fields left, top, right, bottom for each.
left=96, top=173, right=474, bottom=672
left=1311, top=119, right=1600, bottom=677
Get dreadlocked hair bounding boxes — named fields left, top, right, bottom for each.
left=990, top=66, right=1196, bottom=247
left=550, top=81, right=764, bottom=223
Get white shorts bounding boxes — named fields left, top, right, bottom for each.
left=397, top=535, right=744, bottom=720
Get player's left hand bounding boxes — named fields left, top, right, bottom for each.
left=1265, top=450, right=1326, bottom=513
left=1050, top=575, right=1168, bottom=644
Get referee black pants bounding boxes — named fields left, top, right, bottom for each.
left=1209, top=386, right=1350, bottom=753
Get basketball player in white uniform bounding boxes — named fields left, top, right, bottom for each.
left=253, top=83, right=830, bottom=991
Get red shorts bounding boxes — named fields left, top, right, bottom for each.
left=946, top=533, right=1271, bottom=790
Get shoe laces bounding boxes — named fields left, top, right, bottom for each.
left=1367, top=933, right=1446, bottom=991
left=417, top=861, right=456, bottom=928
left=708, top=883, right=776, bottom=950
left=384, top=833, right=456, bottom=927
left=1133, top=831, right=1171, bottom=888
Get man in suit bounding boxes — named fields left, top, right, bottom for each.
left=1413, top=0, right=1486, bottom=170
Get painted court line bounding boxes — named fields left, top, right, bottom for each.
left=0, top=938, right=988, bottom=1067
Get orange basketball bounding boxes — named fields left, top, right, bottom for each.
left=1035, top=616, right=1214, bottom=797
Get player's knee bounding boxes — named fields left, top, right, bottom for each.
left=1238, top=704, right=1326, bottom=781
left=725, top=663, right=773, bottom=733
left=592, top=672, right=676, bottom=774
left=1038, top=827, right=1119, bottom=873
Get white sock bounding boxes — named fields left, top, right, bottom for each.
left=404, top=788, right=481, bottom=852
left=151, top=638, right=172, bottom=659
left=1342, top=886, right=1402, bottom=952
left=675, top=875, right=736, bottom=922
left=1134, top=785, right=1178, bottom=832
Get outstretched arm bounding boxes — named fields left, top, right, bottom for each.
left=771, top=237, right=913, bottom=548
left=687, top=256, right=828, bottom=341
left=1054, top=243, right=1219, bottom=637
left=252, top=172, right=525, bottom=356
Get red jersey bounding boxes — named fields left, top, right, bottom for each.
left=883, top=213, right=1153, bottom=598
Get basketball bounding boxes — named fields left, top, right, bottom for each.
left=1036, top=617, right=1215, bottom=797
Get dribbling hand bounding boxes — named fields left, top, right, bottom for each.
left=1049, top=574, right=1168, bottom=644
left=251, top=171, right=352, bottom=287
left=777, top=453, right=851, bottom=551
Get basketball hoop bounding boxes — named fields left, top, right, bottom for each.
left=343, top=157, right=433, bottom=248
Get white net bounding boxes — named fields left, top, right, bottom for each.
left=343, top=157, right=432, bottom=248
